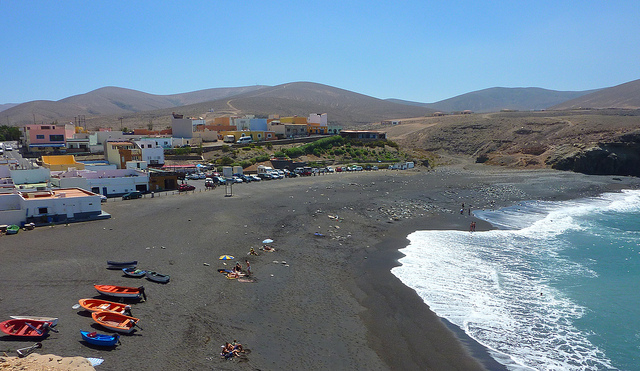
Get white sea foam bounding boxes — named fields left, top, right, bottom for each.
left=391, top=190, right=640, bottom=370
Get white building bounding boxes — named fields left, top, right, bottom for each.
left=50, top=168, right=149, bottom=196
left=134, top=139, right=165, bottom=166
left=308, top=113, right=328, bottom=126
left=0, top=188, right=108, bottom=226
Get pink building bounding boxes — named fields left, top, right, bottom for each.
left=23, top=123, right=75, bottom=151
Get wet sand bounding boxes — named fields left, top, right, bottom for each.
left=1, top=165, right=637, bottom=370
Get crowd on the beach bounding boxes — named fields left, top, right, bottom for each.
left=221, top=340, right=244, bottom=359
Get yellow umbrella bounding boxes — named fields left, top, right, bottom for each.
left=219, top=255, right=234, bottom=260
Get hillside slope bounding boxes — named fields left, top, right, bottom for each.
left=551, top=79, right=640, bottom=110
left=3, top=85, right=268, bottom=125
left=80, top=82, right=437, bottom=129
left=388, top=87, right=596, bottom=113
left=378, top=109, right=640, bottom=176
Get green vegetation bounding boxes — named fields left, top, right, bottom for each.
left=0, top=126, right=21, bottom=141
left=208, top=136, right=407, bottom=168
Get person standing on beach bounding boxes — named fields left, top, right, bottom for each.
left=245, top=260, right=251, bottom=276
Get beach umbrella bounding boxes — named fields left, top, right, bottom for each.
left=262, top=239, right=274, bottom=244
left=219, top=255, right=234, bottom=260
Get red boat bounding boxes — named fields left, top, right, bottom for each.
left=0, top=319, right=54, bottom=337
left=94, top=285, right=146, bottom=300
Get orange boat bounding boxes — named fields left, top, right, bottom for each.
left=78, top=299, right=132, bottom=315
left=94, top=285, right=146, bottom=300
left=91, top=312, right=140, bottom=334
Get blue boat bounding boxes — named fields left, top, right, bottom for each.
left=122, top=267, right=147, bottom=277
left=106, top=260, right=137, bottom=269
left=80, top=330, right=120, bottom=347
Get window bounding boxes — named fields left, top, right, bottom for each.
left=49, top=134, right=64, bottom=141
left=36, top=134, right=45, bottom=139
left=38, top=207, right=48, bottom=214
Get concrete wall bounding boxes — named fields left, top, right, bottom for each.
left=10, top=168, right=50, bottom=185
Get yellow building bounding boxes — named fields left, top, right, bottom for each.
left=41, top=155, right=85, bottom=171
left=280, top=116, right=308, bottom=125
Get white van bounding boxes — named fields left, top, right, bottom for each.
left=236, top=136, right=252, bottom=144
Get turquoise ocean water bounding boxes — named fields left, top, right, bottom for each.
left=392, top=190, right=640, bottom=370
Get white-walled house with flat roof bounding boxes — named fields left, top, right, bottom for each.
left=0, top=188, right=108, bottom=226
left=50, top=168, right=149, bottom=197
left=134, top=139, right=164, bottom=166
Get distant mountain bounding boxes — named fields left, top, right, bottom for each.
left=550, top=79, right=640, bottom=110
left=186, top=82, right=436, bottom=124
left=0, top=103, right=19, bottom=113
left=3, top=85, right=268, bottom=125
left=1, top=82, right=436, bottom=129
left=388, top=87, right=598, bottom=113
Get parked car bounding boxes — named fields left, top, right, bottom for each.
left=178, top=184, right=196, bottom=192
left=122, top=191, right=143, bottom=200
left=238, top=174, right=253, bottom=183
left=100, top=195, right=108, bottom=203
left=258, top=173, right=272, bottom=180
left=213, top=176, right=227, bottom=185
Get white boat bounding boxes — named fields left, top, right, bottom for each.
left=10, top=316, right=59, bottom=327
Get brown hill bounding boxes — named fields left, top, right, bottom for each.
left=78, top=82, right=436, bottom=130
left=551, top=79, right=640, bottom=110
left=388, top=87, right=597, bottom=113
left=377, top=109, right=640, bottom=176
left=3, top=85, right=268, bottom=125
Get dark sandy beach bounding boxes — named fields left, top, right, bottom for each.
left=1, top=164, right=638, bottom=370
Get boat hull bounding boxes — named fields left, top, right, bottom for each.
left=123, top=268, right=147, bottom=277
left=80, top=330, right=120, bottom=346
left=107, top=260, right=137, bottom=269
left=94, top=285, right=144, bottom=299
left=9, top=316, right=58, bottom=327
left=146, top=271, right=170, bottom=283
left=78, top=299, right=131, bottom=315
left=0, top=319, right=53, bottom=337
left=91, top=312, right=139, bottom=334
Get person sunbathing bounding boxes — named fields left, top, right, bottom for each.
left=262, top=244, right=275, bottom=252
left=232, top=340, right=244, bottom=352
left=226, top=271, right=245, bottom=279
left=248, top=247, right=258, bottom=255
left=221, top=343, right=236, bottom=359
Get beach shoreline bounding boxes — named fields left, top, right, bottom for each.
left=1, top=165, right=638, bottom=370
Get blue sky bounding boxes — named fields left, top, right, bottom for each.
left=1, top=1, right=639, bottom=104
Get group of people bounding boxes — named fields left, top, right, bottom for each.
left=220, top=340, right=244, bottom=359
left=226, top=260, right=251, bottom=279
